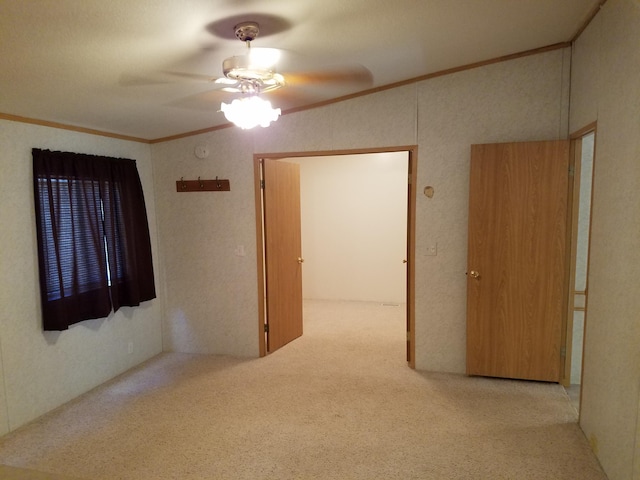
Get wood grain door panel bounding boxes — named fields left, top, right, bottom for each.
left=263, top=159, right=304, bottom=352
left=466, top=140, right=569, bottom=382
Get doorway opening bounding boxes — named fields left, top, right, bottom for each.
left=563, top=124, right=597, bottom=413
left=254, top=147, right=417, bottom=367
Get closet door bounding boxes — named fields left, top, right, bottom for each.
left=466, top=140, right=569, bottom=382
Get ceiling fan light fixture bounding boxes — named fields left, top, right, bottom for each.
left=221, top=95, right=281, bottom=130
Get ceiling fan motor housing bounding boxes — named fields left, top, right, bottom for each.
left=223, top=55, right=274, bottom=80
left=234, top=22, right=260, bottom=42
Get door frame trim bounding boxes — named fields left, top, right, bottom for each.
left=561, top=122, right=597, bottom=393
left=253, top=146, right=418, bottom=367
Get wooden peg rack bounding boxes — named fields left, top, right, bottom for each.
left=176, top=177, right=230, bottom=192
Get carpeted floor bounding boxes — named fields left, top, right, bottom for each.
left=0, top=300, right=607, bottom=479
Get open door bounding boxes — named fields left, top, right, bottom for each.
left=261, top=158, right=304, bottom=353
left=255, top=147, right=417, bottom=364
left=466, top=140, right=570, bottom=382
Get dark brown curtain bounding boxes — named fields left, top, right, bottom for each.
left=32, top=149, right=156, bottom=330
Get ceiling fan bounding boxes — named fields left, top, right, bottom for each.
left=214, top=21, right=286, bottom=129
left=131, top=20, right=374, bottom=129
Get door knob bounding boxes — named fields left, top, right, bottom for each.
left=297, top=257, right=304, bottom=264
left=469, top=270, right=480, bottom=279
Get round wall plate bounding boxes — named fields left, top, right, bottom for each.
left=194, top=145, right=209, bottom=159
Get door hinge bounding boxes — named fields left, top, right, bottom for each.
left=260, top=179, right=265, bottom=189
left=408, top=174, right=412, bottom=184
left=264, top=323, right=269, bottom=333
left=560, top=346, right=567, bottom=357
left=568, top=165, right=575, bottom=177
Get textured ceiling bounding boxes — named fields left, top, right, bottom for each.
left=0, top=0, right=601, bottom=140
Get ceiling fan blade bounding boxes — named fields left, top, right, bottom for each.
left=161, top=71, right=219, bottom=83
left=164, top=89, right=229, bottom=112
left=119, top=37, right=227, bottom=86
left=162, top=42, right=226, bottom=74
left=119, top=70, right=222, bottom=88
left=118, top=73, right=176, bottom=87
left=265, top=85, right=326, bottom=110
left=282, top=65, right=373, bottom=88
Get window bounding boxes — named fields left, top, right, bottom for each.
left=33, top=149, right=156, bottom=330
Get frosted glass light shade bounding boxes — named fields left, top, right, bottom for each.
left=221, top=96, right=281, bottom=130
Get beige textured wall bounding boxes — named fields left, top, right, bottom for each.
left=153, top=48, right=570, bottom=372
left=0, top=120, right=163, bottom=433
left=151, top=128, right=261, bottom=355
left=569, top=1, right=640, bottom=479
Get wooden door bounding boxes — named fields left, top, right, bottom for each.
left=466, top=140, right=569, bottom=382
left=262, top=158, right=304, bottom=352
